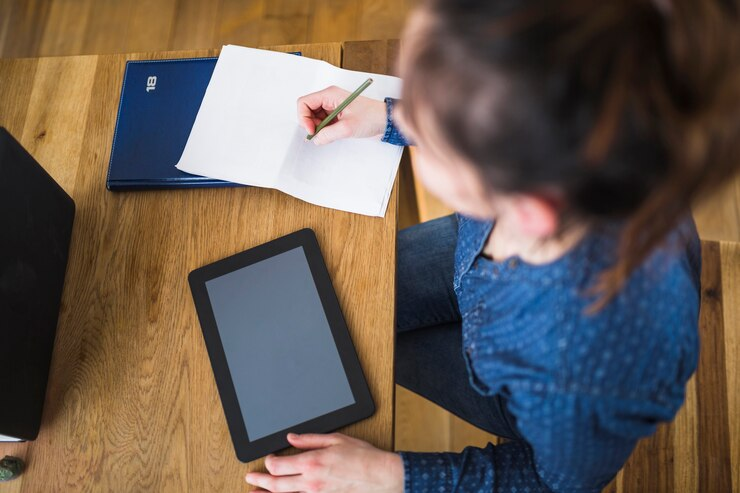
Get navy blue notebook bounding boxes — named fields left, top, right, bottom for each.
left=107, top=53, right=299, bottom=190
left=107, top=57, right=232, bottom=190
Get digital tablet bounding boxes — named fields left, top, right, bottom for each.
left=188, top=228, right=375, bottom=463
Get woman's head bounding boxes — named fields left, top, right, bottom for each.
left=396, top=0, right=740, bottom=301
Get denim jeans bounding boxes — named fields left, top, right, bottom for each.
left=395, top=214, right=520, bottom=440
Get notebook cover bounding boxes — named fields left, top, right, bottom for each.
left=107, top=53, right=299, bottom=190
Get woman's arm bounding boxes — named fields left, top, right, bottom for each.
left=398, top=391, right=654, bottom=493
left=297, top=88, right=411, bottom=147
left=400, top=441, right=551, bottom=492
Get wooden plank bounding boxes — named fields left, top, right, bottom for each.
left=264, top=0, right=311, bottom=17
left=169, top=0, right=223, bottom=51
left=343, top=39, right=400, bottom=76
left=37, top=0, right=95, bottom=56
left=394, top=387, right=450, bottom=452
left=125, top=0, right=178, bottom=53
left=258, top=0, right=312, bottom=46
left=693, top=176, right=740, bottom=243
left=309, top=0, right=360, bottom=43
left=80, top=0, right=133, bottom=54
left=720, top=241, right=740, bottom=492
left=0, top=58, right=39, bottom=137
left=1, top=0, right=414, bottom=57
left=620, top=424, right=675, bottom=492
left=258, top=14, right=310, bottom=46
left=18, top=55, right=99, bottom=194
left=672, top=373, right=700, bottom=492
left=0, top=0, right=13, bottom=56
left=603, top=475, right=619, bottom=493
left=695, top=241, right=733, bottom=492
left=0, top=0, right=52, bottom=58
left=357, top=0, right=407, bottom=41
left=448, top=414, right=501, bottom=452
left=215, top=0, right=264, bottom=48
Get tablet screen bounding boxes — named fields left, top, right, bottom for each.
left=204, top=246, right=355, bottom=441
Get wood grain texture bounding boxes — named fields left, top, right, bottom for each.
left=0, top=0, right=412, bottom=58
left=722, top=242, right=740, bottom=491
left=169, top=0, right=223, bottom=51
left=37, top=0, right=94, bottom=56
left=448, top=413, right=501, bottom=451
left=215, top=0, right=264, bottom=49
left=79, top=0, right=133, bottom=55
left=0, top=0, right=53, bottom=58
left=125, top=0, right=179, bottom=53
left=0, top=0, right=13, bottom=56
left=258, top=0, right=311, bottom=46
left=693, top=177, right=740, bottom=243
left=343, top=39, right=399, bottom=76
left=0, top=42, right=397, bottom=492
left=357, top=0, right=409, bottom=41
left=394, top=387, right=449, bottom=453
left=310, top=0, right=361, bottom=44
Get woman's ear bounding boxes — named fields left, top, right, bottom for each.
left=510, top=194, right=560, bottom=238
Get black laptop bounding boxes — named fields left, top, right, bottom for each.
left=0, top=127, right=75, bottom=441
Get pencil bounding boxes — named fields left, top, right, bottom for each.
left=306, top=78, right=374, bottom=141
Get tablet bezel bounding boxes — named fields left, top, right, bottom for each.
left=188, top=228, right=375, bottom=463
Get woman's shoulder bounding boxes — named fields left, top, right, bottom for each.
left=470, top=217, right=701, bottom=402
left=560, top=216, right=701, bottom=400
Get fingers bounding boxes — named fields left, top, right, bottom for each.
left=246, top=471, right=303, bottom=492
left=309, top=120, right=352, bottom=145
left=297, top=90, right=333, bottom=134
left=263, top=453, right=305, bottom=476
left=297, top=86, right=348, bottom=134
left=287, top=432, right=344, bottom=449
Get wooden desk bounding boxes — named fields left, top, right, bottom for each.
left=0, top=41, right=398, bottom=492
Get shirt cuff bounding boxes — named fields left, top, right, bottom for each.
left=381, top=97, right=411, bottom=146
left=398, top=451, right=454, bottom=493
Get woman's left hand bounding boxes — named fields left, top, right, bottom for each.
left=246, top=432, right=404, bottom=493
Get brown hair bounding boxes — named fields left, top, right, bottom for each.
left=402, top=0, right=740, bottom=307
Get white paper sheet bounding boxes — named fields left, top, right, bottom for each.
left=175, top=45, right=404, bottom=217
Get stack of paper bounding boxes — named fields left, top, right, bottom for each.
left=176, top=45, right=404, bottom=217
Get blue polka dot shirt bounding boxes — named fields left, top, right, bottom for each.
left=383, top=99, right=702, bottom=493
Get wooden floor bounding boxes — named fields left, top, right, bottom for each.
left=0, top=0, right=412, bottom=58
left=2, top=2, right=738, bottom=491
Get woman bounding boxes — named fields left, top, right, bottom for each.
left=246, top=0, right=740, bottom=491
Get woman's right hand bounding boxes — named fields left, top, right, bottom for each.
left=297, top=86, right=388, bottom=145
